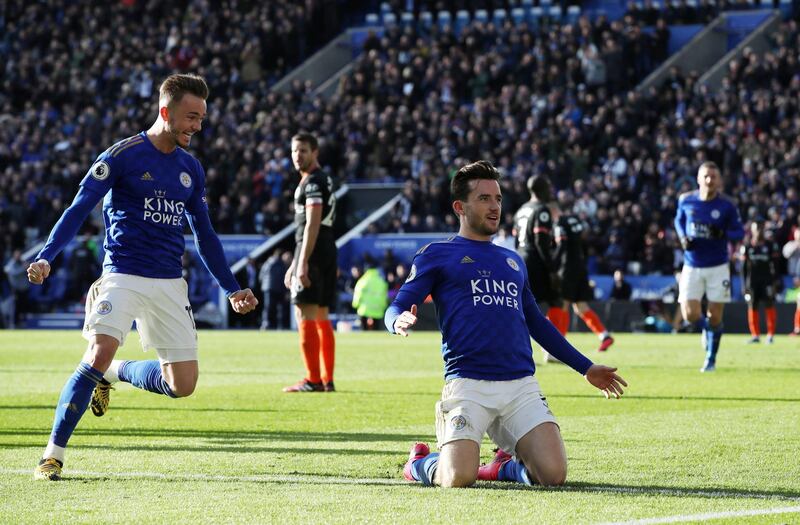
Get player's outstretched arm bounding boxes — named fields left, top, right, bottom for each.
left=229, top=288, right=258, bottom=314
left=27, top=260, right=51, bottom=285
left=391, top=304, right=418, bottom=337
left=584, top=364, right=627, bottom=399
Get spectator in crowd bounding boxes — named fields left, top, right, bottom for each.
left=259, top=250, right=290, bottom=330
left=610, top=269, right=633, bottom=300
left=3, top=250, right=30, bottom=328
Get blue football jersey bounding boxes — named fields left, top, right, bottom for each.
left=386, top=236, right=592, bottom=380
left=77, top=133, right=207, bottom=278
left=674, top=191, right=745, bottom=268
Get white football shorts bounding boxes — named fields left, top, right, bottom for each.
left=434, top=376, right=558, bottom=454
left=678, top=263, right=731, bottom=304
left=83, top=273, right=198, bottom=363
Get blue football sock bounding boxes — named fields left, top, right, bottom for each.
left=498, top=459, right=533, bottom=485
left=117, top=360, right=177, bottom=398
left=50, top=362, right=104, bottom=448
left=411, top=452, right=440, bottom=486
left=707, top=323, right=724, bottom=362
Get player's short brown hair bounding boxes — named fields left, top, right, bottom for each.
left=451, top=160, right=500, bottom=202
left=291, top=132, right=319, bottom=151
left=159, top=74, right=209, bottom=108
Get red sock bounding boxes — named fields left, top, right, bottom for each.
left=317, top=320, right=336, bottom=384
left=547, top=307, right=567, bottom=335
left=560, top=308, right=570, bottom=336
left=765, top=307, right=776, bottom=336
left=794, top=307, right=800, bottom=333
left=747, top=308, right=760, bottom=337
left=299, top=320, right=321, bottom=383
left=580, top=310, right=607, bottom=336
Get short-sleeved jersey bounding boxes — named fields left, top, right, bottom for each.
left=554, top=214, right=587, bottom=274
left=740, top=241, right=780, bottom=287
left=294, top=169, right=336, bottom=260
left=514, top=201, right=556, bottom=272
left=78, top=132, right=208, bottom=279
left=674, top=191, right=745, bottom=268
left=387, top=235, right=592, bottom=381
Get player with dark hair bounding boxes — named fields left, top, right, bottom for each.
left=27, top=73, right=258, bottom=480
left=552, top=204, right=614, bottom=351
left=282, top=132, right=338, bottom=392
left=674, top=162, right=744, bottom=372
left=740, top=221, right=780, bottom=344
left=512, top=175, right=568, bottom=360
left=386, top=160, right=626, bottom=488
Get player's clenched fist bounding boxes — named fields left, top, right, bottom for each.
left=229, top=288, right=259, bottom=314
left=27, top=259, right=51, bottom=285
left=393, top=304, right=418, bottom=337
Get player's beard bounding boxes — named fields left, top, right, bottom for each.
left=466, top=213, right=499, bottom=237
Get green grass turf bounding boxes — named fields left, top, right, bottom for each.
left=1, top=330, right=799, bottom=524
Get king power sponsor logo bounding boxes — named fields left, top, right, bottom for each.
left=470, top=277, right=520, bottom=310
left=143, top=193, right=185, bottom=226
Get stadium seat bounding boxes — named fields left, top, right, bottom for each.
left=522, top=0, right=534, bottom=6
left=380, top=2, right=391, bottom=15
left=548, top=5, right=563, bottom=21
left=382, top=12, right=397, bottom=27
left=400, top=12, right=414, bottom=27
left=365, top=13, right=379, bottom=26
left=455, top=10, right=470, bottom=35
left=438, top=10, right=452, bottom=30
left=529, top=6, right=543, bottom=27
left=540, top=0, right=553, bottom=7
left=475, top=9, right=489, bottom=23
left=419, top=11, right=433, bottom=30
left=511, top=7, right=526, bottom=24
left=567, top=5, right=581, bottom=23
left=493, top=8, right=508, bottom=26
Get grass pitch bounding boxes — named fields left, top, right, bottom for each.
left=1, top=329, right=799, bottom=524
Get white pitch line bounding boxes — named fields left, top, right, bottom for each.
left=598, top=505, right=800, bottom=525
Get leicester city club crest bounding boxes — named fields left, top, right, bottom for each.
left=96, top=301, right=112, bottom=315
left=711, top=209, right=720, bottom=219
left=179, top=172, right=192, bottom=188
left=450, top=414, right=467, bottom=431
left=506, top=257, right=519, bottom=271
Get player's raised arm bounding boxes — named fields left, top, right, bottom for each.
left=384, top=249, right=437, bottom=336
left=185, top=166, right=256, bottom=314
left=30, top=189, right=105, bottom=284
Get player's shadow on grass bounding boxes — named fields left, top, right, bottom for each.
left=0, top=427, right=430, bottom=444
left=472, top=481, right=800, bottom=500
left=0, top=404, right=283, bottom=413
left=545, top=394, right=800, bottom=403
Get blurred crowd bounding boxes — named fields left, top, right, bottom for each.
left=0, top=0, right=360, bottom=257
left=3, top=0, right=800, bottom=324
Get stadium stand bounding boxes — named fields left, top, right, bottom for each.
left=2, top=0, right=799, bottom=329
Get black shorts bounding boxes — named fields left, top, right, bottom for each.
left=746, top=282, right=775, bottom=307
left=291, top=246, right=338, bottom=309
left=559, top=269, right=594, bottom=303
left=524, top=259, right=559, bottom=305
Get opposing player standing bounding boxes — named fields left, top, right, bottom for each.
left=386, top=160, right=626, bottom=488
left=674, top=162, right=744, bottom=372
left=282, top=133, right=338, bottom=393
left=552, top=205, right=614, bottom=351
left=27, top=74, right=258, bottom=480
left=513, top=175, right=568, bottom=360
left=740, top=221, right=780, bottom=344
